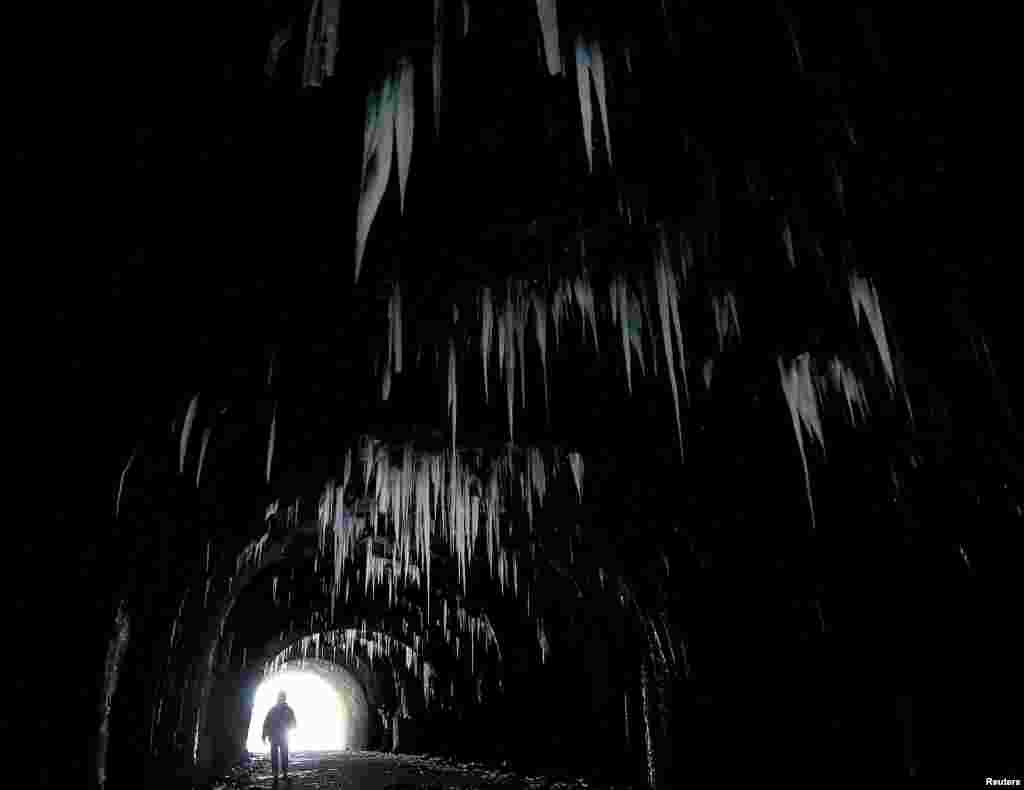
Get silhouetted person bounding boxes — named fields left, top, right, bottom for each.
left=262, top=691, right=297, bottom=783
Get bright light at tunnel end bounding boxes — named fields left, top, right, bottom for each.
left=246, top=670, right=349, bottom=753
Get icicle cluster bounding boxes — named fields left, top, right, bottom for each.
left=316, top=437, right=580, bottom=615
left=778, top=352, right=872, bottom=530
left=476, top=225, right=690, bottom=455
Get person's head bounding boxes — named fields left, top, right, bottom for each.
left=277, top=691, right=287, bottom=704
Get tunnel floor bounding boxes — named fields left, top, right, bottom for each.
left=235, top=750, right=630, bottom=789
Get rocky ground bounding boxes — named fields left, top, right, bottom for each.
left=203, top=750, right=636, bottom=790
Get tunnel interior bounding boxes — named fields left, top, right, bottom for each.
left=43, top=2, right=1023, bottom=789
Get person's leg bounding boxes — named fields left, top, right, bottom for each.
left=270, top=741, right=279, bottom=778
left=281, top=738, right=289, bottom=777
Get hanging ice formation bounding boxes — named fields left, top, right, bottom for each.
left=114, top=447, right=137, bottom=519
left=779, top=353, right=823, bottom=531
left=316, top=436, right=581, bottom=609
left=380, top=222, right=697, bottom=460
left=778, top=352, right=871, bottom=531
left=355, top=57, right=416, bottom=281
left=301, top=0, right=341, bottom=87
left=535, top=0, right=562, bottom=76
left=448, top=338, right=457, bottom=451
left=653, top=227, right=689, bottom=458
left=195, top=427, right=211, bottom=488
left=849, top=272, right=895, bottom=390
left=179, top=393, right=199, bottom=475
left=575, top=35, right=613, bottom=171
left=711, top=290, right=741, bottom=351
left=825, top=357, right=869, bottom=423
left=384, top=282, right=403, bottom=400
left=608, top=275, right=647, bottom=394
left=265, top=402, right=277, bottom=483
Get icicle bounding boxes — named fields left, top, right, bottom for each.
left=628, top=287, right=647, bottom=377
left=654, top=234, right=687, bottom=456
left=532, top=292, right=550, bottom=416
left=481, top=286, right=493, bottom=402
left=515, top=289, right=528, bottom=411
left=648, top=616, right=669, bottom=670
left=395, top=56, right=415, bottom=214
left=669, top=246, right=690, bottom=400
left=712, top=290, right=741, bottom=351
left=568, top=452, right=584, bottom=500
left=826, top=357, right=868, bottom=423
left=448, top=338, right=457, bottom=452
left=529, top=447, right=547, bottom=510
left=265, top=402, right=277, bottom=483
left=195, top=426, right=211, bottom=488
left=115, top=447, right=137, bottom=519
left=778, top=354, right=823, bottom=530
left=390, top=281, right=403, bottom=373
left=576, top=37, right=594, bottom=172
left=610, top=276, right=646, bottom=393
left=782, top=219, right=796, bottom=269
left=433, top=0, right=444, bottom=136
left=502, top=305, right=516, bottom=440
left=302, top=0, right=341, bottom=86
left=355, top=70, right=398, bottom=281
left=179, top=393, right=199, bottom=474
left=535, top=0, right=561, bottom=76
left=610, top=277, right=625, bottom=387
left=849, top=273, right=895, bottom=390
left=572, top=272, right=599, bottom=349
left=575, top=36, right=613, bottom=172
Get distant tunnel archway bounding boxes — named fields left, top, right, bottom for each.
left=245, top=659, right=372, bottom=753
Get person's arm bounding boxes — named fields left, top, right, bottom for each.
left=262, top=710, right=272, bottom=741
left=288, top=707, right=297, bottom=730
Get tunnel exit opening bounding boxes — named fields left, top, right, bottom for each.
left=246, top=670, right=349, bottom=752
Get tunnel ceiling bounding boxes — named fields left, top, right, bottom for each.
left=43, top=2, right=1022, bottom=786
